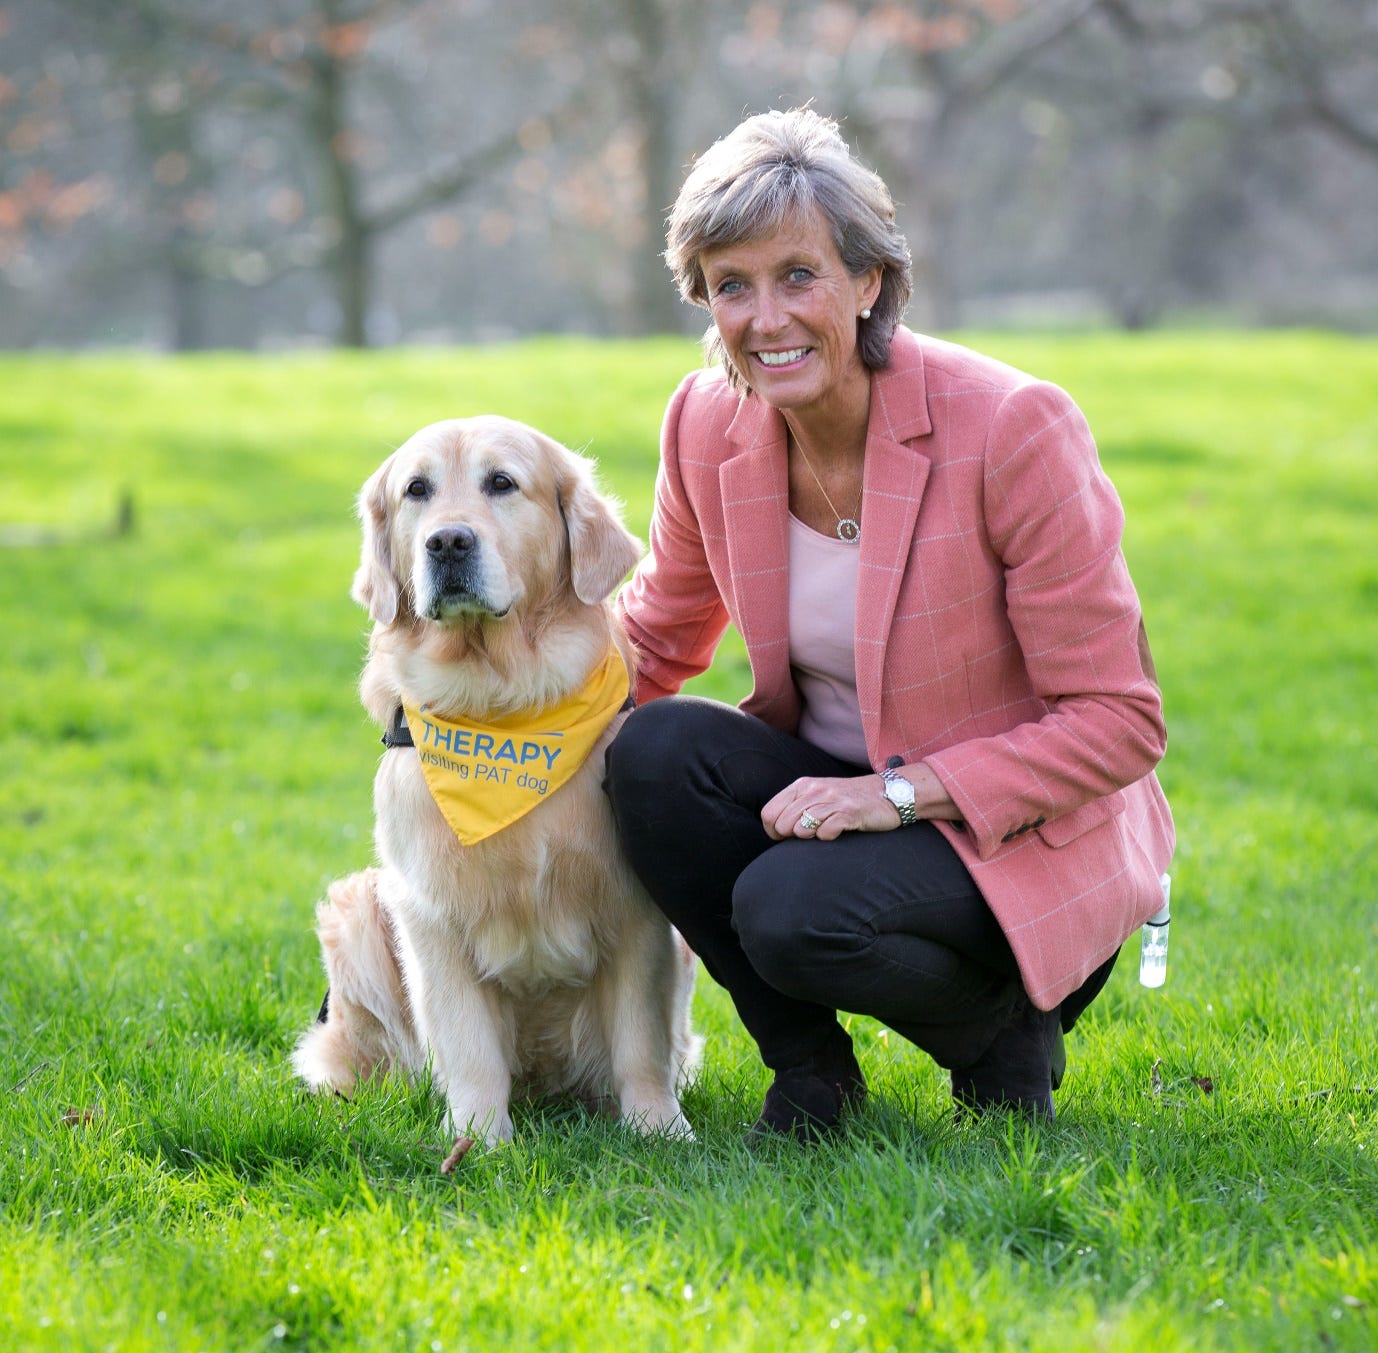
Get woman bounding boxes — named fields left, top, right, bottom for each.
left=604, top=108, right=1174, bottom=1140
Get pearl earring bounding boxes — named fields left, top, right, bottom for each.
left=860, top=308, right=872, bottom=320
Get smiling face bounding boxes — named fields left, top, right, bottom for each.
left=699, top=207, right=881, bottom=418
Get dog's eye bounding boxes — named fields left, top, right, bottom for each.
left=404, top=477, right=430, bottom=500
left=486, top=472, right=517, bottom=496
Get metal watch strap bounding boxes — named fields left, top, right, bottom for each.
left=880, top=767, right=918, bottom=826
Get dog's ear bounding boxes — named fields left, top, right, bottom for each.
left=352, top=455, right=401, bottom=626
left=559, top=453, right=643, bottom=605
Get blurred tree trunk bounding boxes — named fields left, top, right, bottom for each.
left=139, top=97, right=215, bottom=350
left=630, top=81, right=682, bottom=335
left=291, top=3, right=561, bottom=346
left=617, top=0, right=677, bottom=334
left=601, top=0, right=720, bottom=335
left=306, top=2, right=369, bottom=347
left=62, top=0, right=218, bottom=349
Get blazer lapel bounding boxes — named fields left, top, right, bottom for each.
left=855, top=336, right=934, bottom=739
left=719, top=397, right=793, bottom=707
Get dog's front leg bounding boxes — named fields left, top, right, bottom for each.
left=397, top=915, right=516, bottom=1147
left=599, top=910, right=694, bottom=1140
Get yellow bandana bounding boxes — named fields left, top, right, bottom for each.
left=403, top=649, right=630, bottom=846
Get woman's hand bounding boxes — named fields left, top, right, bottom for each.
left=761, top=763, right=961, bottom=841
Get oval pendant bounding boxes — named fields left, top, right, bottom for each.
left=836, top=517, right=861, bottom=543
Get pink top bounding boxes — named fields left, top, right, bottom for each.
left=787, top=514, right=868, bottom=766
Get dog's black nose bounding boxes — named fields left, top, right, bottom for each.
left=426, top=525, right=477, bottom=557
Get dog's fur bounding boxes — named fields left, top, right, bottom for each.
left=293, top=417, right=696, bottom=1146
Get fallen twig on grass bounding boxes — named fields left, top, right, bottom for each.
left=10, top=1061, right=52, bottom=1093
left=440, top=1136, right=475, bottom=1173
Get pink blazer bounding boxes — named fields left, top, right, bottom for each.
left=617, top=326, right=1175, bottom=1009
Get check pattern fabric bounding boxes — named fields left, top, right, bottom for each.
left=616, top=327, right=1175, bottom=1009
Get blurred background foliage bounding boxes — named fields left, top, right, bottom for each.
left=1, top=0, right=1376, bottom=351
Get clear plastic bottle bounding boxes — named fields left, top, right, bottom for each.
left=1139, top=873, right=1172, bottom=988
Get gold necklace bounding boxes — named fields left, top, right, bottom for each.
left=792, top=437, right=861, bottom=543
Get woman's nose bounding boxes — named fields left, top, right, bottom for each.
left=752, top=286, right=786, bottom=335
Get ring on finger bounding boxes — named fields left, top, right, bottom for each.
left=798, top=810, right=822, bottom=832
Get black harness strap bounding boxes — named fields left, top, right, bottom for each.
left=381, top=706, right=414, bottom=748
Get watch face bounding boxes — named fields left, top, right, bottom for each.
left=882, top=771, right=916, bottom=824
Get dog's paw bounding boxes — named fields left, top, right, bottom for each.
left=621, top=1099, right=695, bottom=1142
left=444, top=1102, right=514, bottom=1149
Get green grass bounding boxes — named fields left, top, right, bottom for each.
left=1, top=332, right=1375, bottom=1351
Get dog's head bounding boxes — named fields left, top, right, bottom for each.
left=353, top=417, right=641, bottom=628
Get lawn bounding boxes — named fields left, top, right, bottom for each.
left=1, top=332, right=1375, bottom=1351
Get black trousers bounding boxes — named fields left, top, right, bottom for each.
left=604, top=696, right=1037, bottom=1074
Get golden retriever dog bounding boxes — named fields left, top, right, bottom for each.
left=293, top=417, right=696, bottom=1147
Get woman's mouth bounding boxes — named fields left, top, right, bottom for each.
left=755, top=347, right=810, bottom=368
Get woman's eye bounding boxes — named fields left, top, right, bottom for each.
left=714, top=279, right=743, bottom=297
left=486, top=472, right=516, bottom=495
left=404, top=477, right=430, bottom=499
left=787, top=267, right=813, bottom=284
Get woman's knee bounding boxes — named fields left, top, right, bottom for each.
left=732, top=848, right=859, bottom=998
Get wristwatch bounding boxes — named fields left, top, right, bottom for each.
left=880, top=768, right=918, bottom=826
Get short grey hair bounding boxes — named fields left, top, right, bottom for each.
left=666, top=108, right=912, bottom=390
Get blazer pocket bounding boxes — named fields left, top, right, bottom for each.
left=1036, top=791, right=1126, bottom=848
